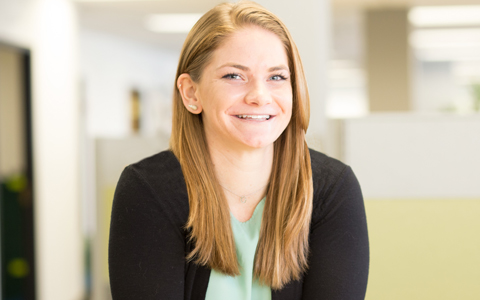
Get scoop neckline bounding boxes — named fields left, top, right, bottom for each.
left=230, top=197, right=265, bottom=224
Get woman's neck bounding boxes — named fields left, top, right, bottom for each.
left=209, top=143, right=273, bottom=207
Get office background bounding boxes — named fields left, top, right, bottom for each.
left=0, top=0, right=479, bottom=299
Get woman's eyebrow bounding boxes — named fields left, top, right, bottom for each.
left=268, top=65, right=290, bottom=72
left=217, top=63, right=290, bottom=72
left=217, top=63, right=249, bottom=71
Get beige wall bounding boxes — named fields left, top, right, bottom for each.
left=366, top=199, right=480, bottom=300
left=0, top=46, right=25, bottom=178
left=366, top=8, right=411, bottom=112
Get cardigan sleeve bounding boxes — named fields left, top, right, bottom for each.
left=302, top=166, right=369, bottom=299
left=108, top=165, right=186, bottom=299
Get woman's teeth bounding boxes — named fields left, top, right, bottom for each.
left=237, top=115, right=271, bottom=120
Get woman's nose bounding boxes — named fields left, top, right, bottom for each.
left=244, top=79, right=272, bottom=106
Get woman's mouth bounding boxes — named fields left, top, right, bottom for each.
left=236, top=114, right=272, bottom=120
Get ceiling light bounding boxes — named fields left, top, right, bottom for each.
left=415, top=48, right=480, bottom=62
left=410, top=28, right=480, bottom=49
left=409, top=6, right=480, bottom=27
left=144, top=14, right=203, bottom=33
left=74, top=0, right=168, bottom=2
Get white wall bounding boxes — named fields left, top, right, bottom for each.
left=32, top=0, right=83, bottom=299
left=0, top=0, right=83, bottom=299
left=257, top=0, right=331, bottom=151
left=0, top=0, right=34, bottom=48
left=342, top=113, right=480, bottom=199
left=80, top=29, right=180, bottom=138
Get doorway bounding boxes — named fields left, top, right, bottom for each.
left=0, top=42, right=36, bottom=300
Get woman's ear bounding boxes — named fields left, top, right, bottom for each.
left=177, top=74, right=202, bottom=114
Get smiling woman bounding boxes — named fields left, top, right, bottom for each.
left=177, top=25, right=292, bottom=151
left=108, top=1, right=369, bottom=300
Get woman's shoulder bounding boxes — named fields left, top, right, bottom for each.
left=308, top=148, right=361, bottom=218
left=126, top=149, right=183, bottom=181
left=308, top=148, right=350, bottom=186
left=116, top=150, right=189, bottom=220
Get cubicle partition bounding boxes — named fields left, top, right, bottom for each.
left=337, top=114, right=480, bottom=300
left=90, top=136, right=168, bottom=300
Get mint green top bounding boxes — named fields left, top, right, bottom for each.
left=205, top=198, right=271, bottom=300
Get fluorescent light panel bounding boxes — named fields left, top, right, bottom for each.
left=409, top=6, right=480, bottom=27
left=145, top=14, right=203, bottom=33
left=415, top=49, right=480, bottom=62
left=411, top=28, right=480, bottom=49
left=75, top=0, right=168, bottom=2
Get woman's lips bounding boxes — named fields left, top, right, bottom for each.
left=235, top=114, right=272, bottom=120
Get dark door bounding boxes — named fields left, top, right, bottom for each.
left=0, top=42, right=36, bottom=300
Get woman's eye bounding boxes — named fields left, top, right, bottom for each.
left=270, top=74, right=287, bottom=81
left=223, top=73, right=241, bottom=80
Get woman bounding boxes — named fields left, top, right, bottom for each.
left=109, top=1, right=369, bottom=299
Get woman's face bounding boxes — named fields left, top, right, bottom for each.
left=194, top=25, right=293, bottom=151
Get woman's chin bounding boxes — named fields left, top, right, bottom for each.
left=238, top=137, right=277, bottom=150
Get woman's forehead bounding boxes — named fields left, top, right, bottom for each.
left=208, top=26, right=289, bottom=70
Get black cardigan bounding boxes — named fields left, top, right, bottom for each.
left=109, top=149, right=369, bottom=299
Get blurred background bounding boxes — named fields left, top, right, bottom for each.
left=0, top=0, right=479, bottom=299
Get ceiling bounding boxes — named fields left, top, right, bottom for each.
left=75, top=0, right=480, bottom=50
left=333, top=0, right=480, bottom=9
left=75, top=0, right=225, bottom=49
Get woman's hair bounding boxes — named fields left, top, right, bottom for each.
left=170, top=1, right=313, bottom=289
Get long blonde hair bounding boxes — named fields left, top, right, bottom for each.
left=170, top=1, right=313, bottom=289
